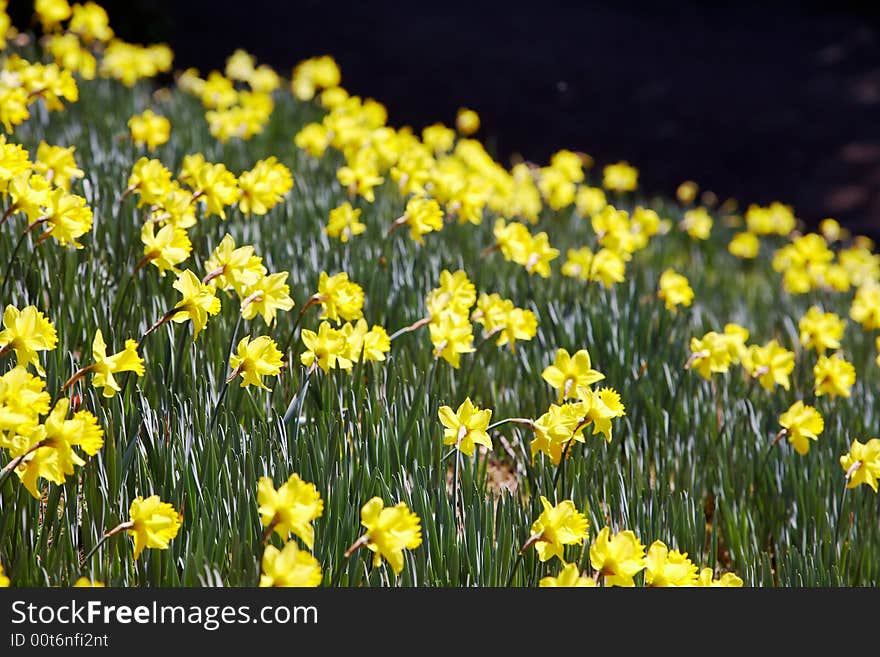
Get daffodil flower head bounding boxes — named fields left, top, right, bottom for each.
left=238, top=156, right=293, bottom=215
left=541, top=347, right=605, bottom=402
left=127, top=495, right=183, bottom=559
left=813, top=353, right=856, bottom=398
left=728, top=231, right=760, bottom=259
left=657, top=268, right=694, bottom=311
left=90, top=329, right=145, bottom=397
left=850, top=283, right=880, bottom=331
left=39, top=187, right=94, bottom=248
left=697, top=568, right=744, bottom=587
left=742, top=340, right=795, bottom=391
left=0, top=305, right=58, bottom=375
left=259, top=542, right=322, bottom=587
left=316, top=271, right=364, bottom=323
left=539, top=562, right=596, bottom=587
left=300, top=321, right=351, bottom=373
left=127, top=157, right=173, bottom=207
left=438, top=397, right=492, bottom=457
left=839, top=438, right=880, bottom=492
left=798, top=306, right=846, bottom=355
left=203, top=234, right=266, bottom=296
left=326, top=201, right=366, bottom=242
left=779, top=401, right=823, bottom=456
left=402, top=196, right=444, bottom=244
left=128, top=109, right=171, bottom=151
left=428, top=311, right=474, bottom=369
left=140, top=221, right=191, bottom=276
left=575, top=185, right=607, bottom=217
left=171, top=269, right=221, bottom=340
left=426, top=269, right=476, bottom=320
left=589, top=526, right=646, bottom=587
left=561, top=247, right=626, bottom=287
left=229, top=335, right=284, bottom=389
left=529, top=497, right=590, bottom=563
left=359, top=497, right=422, bottom=575
left=602, top=161, right=638, bottom=192
left=240, top=271, right=295, bottom=327
left=257, top=474, right=323, bottom=548
left=34, top=141, right=84, bottom=191
left=644, top=540, right=698, bottom=586
left=680, top=206, right=713, bottom=240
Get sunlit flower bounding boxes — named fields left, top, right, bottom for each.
left=259, top=542, right=322, bottom=587
left=127, top=495, right=183, bottom=559
left=589, top=527, right=646, bottom=587
left=644, top=540, right=698, bottom=587
left=813, top=354, right=856, bottom=398
left=529, top=497, right=590, bottom=563
left=839, top=438, right=880, bottom=492
left=539, top=562, right=596, bottom=588
left=779, top=401, right=823, bottom=456
left=257, top=474, right=323, bottom=548
left=438, top=397, right=492, bottom=457
left=229, top=336, right=284, bottom=389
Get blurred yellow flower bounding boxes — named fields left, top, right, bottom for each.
left=260, top=542, right=322, bottom=587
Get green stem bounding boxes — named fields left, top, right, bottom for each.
left=833, top=484, right=849, bottom=555
left=552, top=439, right=574, bottom=500
left=0, top=226, right=31, bottom=302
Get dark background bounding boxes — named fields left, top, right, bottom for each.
left=11, top=0, right=880, bottom=235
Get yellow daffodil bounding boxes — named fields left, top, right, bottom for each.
left=728, top=231, right=760, bottom=259
left=127, top=495, right=183, bottom=559
left=839, top=438, right=880, bottom=492
left=575, top=185, right=607, bottom=217
left=89, top=329, right=145, bottom=397
left=140, top=222, right=191, bottom=276
left=259, top=542, right=322, bottom=587
left=697, top=568, right=744, bottom=587
left=529, top=497, right=590, bottom=563
left=438, top=397, right=492, bottom=457
left=240, top=271, right=295, bottom=327
left=799, top=306, right=846, bottom=355
left=428, top=311, right=474, bottom=368
left=34, top=141, right=84, bottom=191
left=644, top=540, right=698, bottom=586
left=170, top=269, right=222, bottom=340
left=229, top=336, right=284, bottom=389
left=356, top=497, right=422, bottom=575
left=326, top=202, right=366, bottom=242
left=602, top=161, right=638, bottom=192
left=541, top=348, right=605, bottom=402
left=657, top=269, right=694, bottom=311
left=539, top=562, right=596, bottom=587
left=128, top=109, right=170, bottom=151
left=813, top=354, right=856, bottom=398
left=742, top=340, right=795, bottom=391
left=779, top=401, right=823, bottom=456
left=203, top=234, right=265, bottom=296
left=680, top=206, right=713, bottom=240
left=237, top=156, right=293, bottom=215
left=300, top=321, right=351, bottom=372
left=850, top=283, right=880, bottom=331
left=0, top=305, right=58, bottom=375
left=561, top=247, right=626, bottom=287
left=316, top=271, right=364, bottom=323
left=257, top=474, right=323, bottom=548
left=589, top=527, right=646, bottom=587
